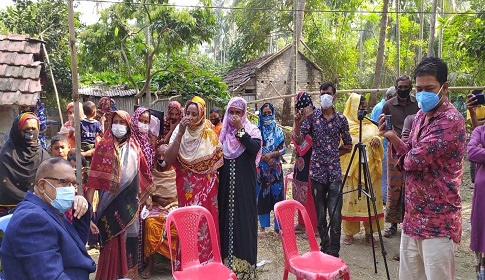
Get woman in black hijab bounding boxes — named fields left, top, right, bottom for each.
left=0, top=113, right=50, bottom=216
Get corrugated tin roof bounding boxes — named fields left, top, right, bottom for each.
left=0, top=34, right=45, bottom=106
left=79, top=87, right=137, bottom=97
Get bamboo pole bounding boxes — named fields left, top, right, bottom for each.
left=246, top=86, right=485, bottom=104
left=40, top=35, right=63, bottom=125
left=67, top=0, right=83, bottom=192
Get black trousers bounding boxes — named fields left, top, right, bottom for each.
left=311, top=179, right=342, bottom=257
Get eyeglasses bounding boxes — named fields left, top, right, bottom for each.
left=42, top=177, right=79, bottom=188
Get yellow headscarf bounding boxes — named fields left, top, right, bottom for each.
left=340, top=93, right=384, bottom=218
left=177, top=96, right=223, bottom=174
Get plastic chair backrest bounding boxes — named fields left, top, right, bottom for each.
left=274, top=200, right=320, bottom=260
left=165, top=205, right=222, bottom=271
left=0, top=214, right=12, bottom=236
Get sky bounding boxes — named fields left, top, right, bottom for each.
left=0, top=0, right=202, bottom=26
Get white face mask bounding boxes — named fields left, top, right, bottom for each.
left=137, top=122, right=149, bottom=133
left=111, top=124, right=128, bottom=138
left=320, top=94, right=334, bottom=109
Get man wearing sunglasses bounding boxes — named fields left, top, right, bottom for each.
left=0, top=158, right=96, bottom=280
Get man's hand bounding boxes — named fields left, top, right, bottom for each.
left=378, top=114, right=397, bottom=139
left=466, top=94, right=479, bottom=112
left=72, top=195, right=89, bottom=219
left=230, top=115, right=243, bottom=130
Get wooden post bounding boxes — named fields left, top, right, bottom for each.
left=40, top=35, right=64, bottom=125
left=67, top=0, right=83, bottom=193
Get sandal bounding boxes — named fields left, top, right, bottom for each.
left=365, top=234, right=379, bottom=247
left=392, top=253, right=400, bottom=261
left=343, top=235, right=354, bottom=245
left=384, top=226, right=397, bottom=238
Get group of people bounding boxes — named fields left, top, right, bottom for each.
left=0, top=55, right=479, bottom=280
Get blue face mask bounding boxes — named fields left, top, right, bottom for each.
left=261, top=114, right=274, bottom=125
left=43, top=180, right=76, bottom=213
left=416, top=85, right=444, bottom=113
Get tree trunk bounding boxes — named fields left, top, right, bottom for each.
left=371, top=0, right=390, bottom=108
left=281, top=0, right=306, bottom=126
left=428, top=0, right=438, bottom=57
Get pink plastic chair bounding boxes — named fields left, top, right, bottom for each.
left=274, top=199, right=350, bottom=280
left=165, top=205, right=237, bottom=280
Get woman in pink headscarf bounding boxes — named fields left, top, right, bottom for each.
left=218, top=97, right=262, bottom=279
left=131, top=107, right=154, bottom=169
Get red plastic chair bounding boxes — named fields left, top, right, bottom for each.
left=165, top=205, right=237, bottom=280
left=274, top=199, right=350, bottom=280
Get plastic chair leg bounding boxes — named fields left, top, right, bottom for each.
left=343, top=272, right=351, bottom=280
left=283, top=268, right=289, bottom=280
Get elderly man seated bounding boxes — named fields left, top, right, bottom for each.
left=0, top=157, right=96, bottom=280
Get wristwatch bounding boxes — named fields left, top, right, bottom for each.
left=235, top=128, right=246, bottom=138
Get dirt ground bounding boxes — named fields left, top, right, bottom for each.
left=88, top=156, right=476, bottom=280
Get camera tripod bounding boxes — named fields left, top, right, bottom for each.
left=328, top=109, right=390, bottom=280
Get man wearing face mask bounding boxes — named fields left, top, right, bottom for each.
left=379, top=57, right=465, bottom=279
left=0, top=113, right=50, bottom=216
left=381, top=75, right=420, bottom=240
left=0, top=157, right=96, bottom=279
left=294, top=82, right=352, bottom=257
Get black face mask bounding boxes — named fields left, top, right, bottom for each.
left=23, top=130, right=39, bottom=142
left=211, top=118, right=221, bottom=125
left=397, top=88, right=411, bottom=99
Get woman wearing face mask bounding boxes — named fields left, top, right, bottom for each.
left=256, top=103, right=286, bottom=237
left=131, top=107, right=154, bottom=169
left=218, top=97, right=262, bottom=278
left=210, top=106, right=224, bottom=137
left=291, top=92, right=318, bottom=234
left=0, top=113, right=51, bottom=216
left=86, top=110, right=155, bottom=280
left=141, top=144, right=179, bottom=279
left=164, top=96, right=223, bottom=265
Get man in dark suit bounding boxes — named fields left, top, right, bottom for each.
left=0, top=158, right=96, bottom=280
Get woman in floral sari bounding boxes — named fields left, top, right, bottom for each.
left=291, top=92, right=318, bottom=232
left=86, top=110, right=155, bottom=280
left=164, top=96, right=223, bottom=263
left=340, top=93, right=384, bottom=246
left=257, top=103, right=286, bottom=236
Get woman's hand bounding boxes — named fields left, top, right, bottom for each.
left=144, top=196, right=153, bottom=211
left=72, top=195, right=89, bottom=219
left=370, top=137, right=380, bottom=148
left=90, top=221, right=99, bottom=235
left=231, top=115, right=243, bottom=130
left=178, top=117, right=190, bottom=135
left=294, top=109, right=305, bottom=126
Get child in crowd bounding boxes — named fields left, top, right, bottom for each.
left=209, top=106, right=223, bottom=137
left=50, top=134, right=70, bottom=160
left=80, top=101, right=103, bottom=163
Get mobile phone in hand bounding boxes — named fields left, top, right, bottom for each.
left=474, top=93, right=485, bottom=105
